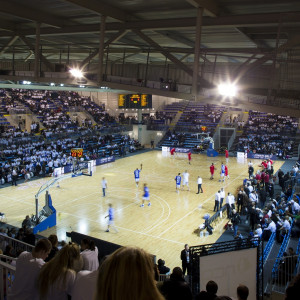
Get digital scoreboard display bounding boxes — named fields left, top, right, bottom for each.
left=118, top=94, right=152, bottom=109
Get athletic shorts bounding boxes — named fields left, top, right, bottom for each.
left=183, top=181, right=189, bottom=186
left=135, top=178, right=140, bottom=182
left=108, top=220, right=114, bottom=225
left=220, top=173, right=225, bottom=177
left=143, top=196, right=149, bottom=201
left=176, top=185, right=181, bottom=189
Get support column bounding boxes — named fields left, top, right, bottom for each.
left=34, top=22, right=41, bottom=79
left=138, top=109, right=142, bottom=142
left=192, top=7, right=204, bottom=99
left=98, top=15, right=107, bottom=85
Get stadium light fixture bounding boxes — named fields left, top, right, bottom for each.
left=218, top=83, right=237, bottom=97
left=69, top=68, right=83, bottom=78
left=50, top=82, right=55, bottom=86
left=22, top=80, right=31, bottom=85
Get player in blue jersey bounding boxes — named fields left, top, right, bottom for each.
left=140, top=183, right=150, bottom=207
left=175, top=173, right=182, bottom=193
left=219, top=162, right=225, bottom=182
left=105, top=203, right=118, bottom=232
left=134, top=164, right=143, bottom=187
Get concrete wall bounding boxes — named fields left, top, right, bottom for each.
left=131, top=125, right=164, bottom=146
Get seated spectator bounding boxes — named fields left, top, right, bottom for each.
left=45, top=234, right=59, bottom=262
left=195, top=280, right=218, bottom=300
left=157, top=258, right=171, bottom=275
left=72, top=269, right=99, bottom=300
left=160, top=267, right=193, bottom=300
left=9, top=239, right=52, bottom=300
left=38, top=242, right=80, bottom=300
left=236, top=284, right=249, bottom=300
left=80, top=238, right=99, bottom=271
left=94, top=246, right=164, bottom=300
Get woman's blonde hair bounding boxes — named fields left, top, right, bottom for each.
left=38, top=242, right=80, bottom=299
left=94, top=246, right=164, bottom=300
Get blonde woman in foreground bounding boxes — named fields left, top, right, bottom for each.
left=38, top=242, right=80, bottom=300
left=94, top=246, right=165, bottom=300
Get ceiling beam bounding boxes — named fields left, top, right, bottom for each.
left=0, top=35, right=19, bottom=55
left=186, top=0, right=219, bottom=17
left=132, top=29, right=212, bottom=88
left=2, top=12, right=300, bottom=38
left=19, top=36, right=55, bottom=72
left=235, top=35, right=300, bottom=81
left=0, top=1, right=67, bottom=28
left=80, top=29, right=128, bottom=68
left=63, top=0, right=130, bottom=22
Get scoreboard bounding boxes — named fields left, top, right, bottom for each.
left=118, top=94, right=152, bottom=109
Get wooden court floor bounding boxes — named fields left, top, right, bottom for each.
left=0, top=151, right=284, bottom=269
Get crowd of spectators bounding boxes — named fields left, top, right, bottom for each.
left=236, top=111, right=298, bottom=157
left=0, top=133, right=142, bottom=185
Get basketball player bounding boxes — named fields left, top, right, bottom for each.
left=188, top=151, right=192, bottom=164
left=225, top=165, right=229, bottom=180
left=182, top=170, right=190, bottom=191
left=175, top=173, right=182, bottom=193
left=140, top=183, right=150, bottom=207
left=134, top=164, right=143, bottom=187
left=219, top=162, right=225, bottom=182
left=170, top=148, right=175, bottom=156
left=225, top=148, right=229, bottom=163
left=105, top=203, right=118, bottom=233
left=101, top=177, right=107, bottom=197
left=210, top=163, right=216, bottom=180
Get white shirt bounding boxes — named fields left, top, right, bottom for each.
left=281, top=220, right=291, bottom=231
left=215, top=192, right=220, bottom=202
left=220, top=190, right=225, bottom=199
left=42, top=270, right=76, bottom=300
left=256, top=228, right=263, bottom=237
left=182, top=172, right=189, bottom=182
left=266, top=221, right=276, bottom=233
left=81, top=247, right=99, bottom=271
left=248, top=185, right=254, bottom=193
left=72, top=270, right=98, bottom=300
left=197, top=177, right=202, bottom=184
left=101, top=179, right=107, bottom=189
left=9, top=252, right=45, bottom=300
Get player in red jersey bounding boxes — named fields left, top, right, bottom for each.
left=210, top=163, right=216, bottom=180
left=170, top=148, right=175, bottom=156
left=188, top=151, right=192, bottom=164
left=225, top=165, right=229, bottom=179
left=225, top=149, right=229, bottom=163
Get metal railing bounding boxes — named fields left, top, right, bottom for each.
left=0, top=255, right=16, bottom=300
left=264, top=253, right=300, bottom=295
left=0, top=235, right=34, bottom=254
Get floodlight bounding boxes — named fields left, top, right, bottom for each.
left=218, top=83, right=237, bottom=97
left=69, top=68, right=83, bottom=78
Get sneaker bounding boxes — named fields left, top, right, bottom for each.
left=148, top=202, right=151, bottom=206
left=140, top=204, right=144, bottom=207
left=105, top=229, right=109, bottom=232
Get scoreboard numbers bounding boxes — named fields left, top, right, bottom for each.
left=118, top=94, right=152, bottom=109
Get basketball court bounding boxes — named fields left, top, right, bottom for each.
left=0, top=151, right=284, bottom=269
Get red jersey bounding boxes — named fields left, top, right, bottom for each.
left=225, top=150, right=229, bottom=158
left=188, top=152, right=191, bottom=160
left=261, top=161, right=267, bottom=169
left=210, top=165, right=215, bottom=175
left=170, top=148, right=175, bottom=155
left=225, top=165, right=228, bottom=176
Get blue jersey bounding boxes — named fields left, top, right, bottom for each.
left=134, top=169, right=141, bottom=179
left=175, top=175, right=181, bottom=185
left=143, top=186, right=149, bottom=197
left=108, top=207, right=114, bottom=221
left=221, top=164, right=225, bottom=174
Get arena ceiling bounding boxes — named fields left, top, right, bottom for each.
left=0, top=0, right=300, bottom=99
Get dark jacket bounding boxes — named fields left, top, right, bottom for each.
left=160, top=274, right=193, bottom=300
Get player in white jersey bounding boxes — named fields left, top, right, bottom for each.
left=134, top=164, right=143, bottom=187
left=182, top=170, right=190, bottom=191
